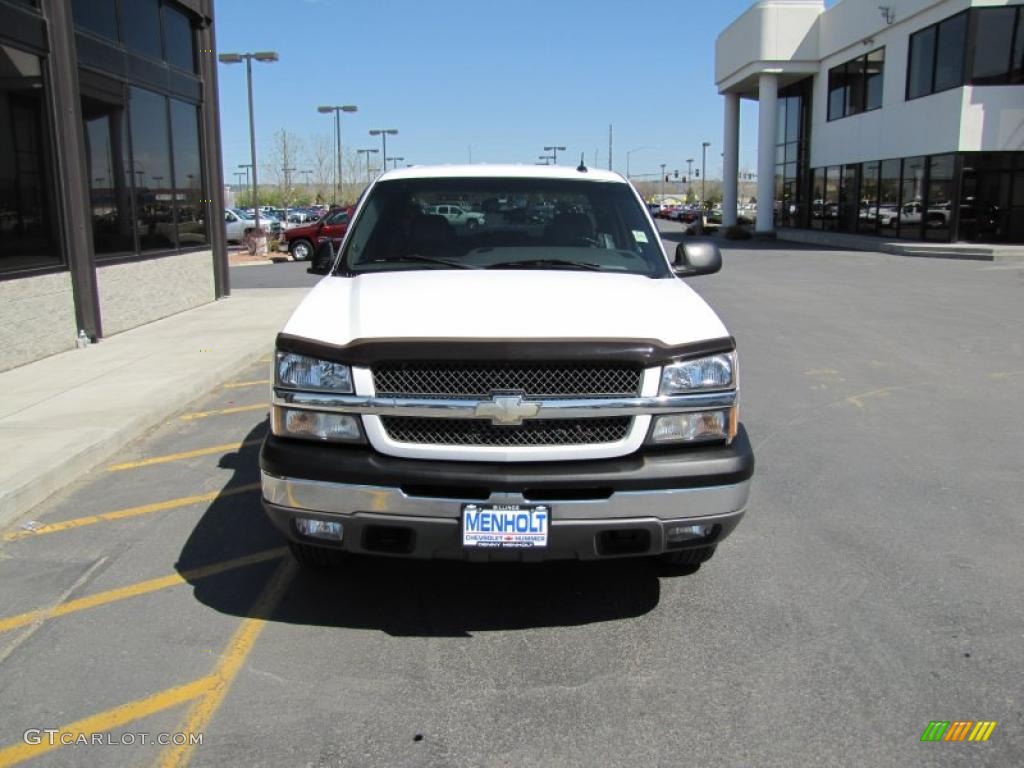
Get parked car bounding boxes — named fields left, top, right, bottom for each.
left=282, top=206, right=353, bottom=261
left=224, top=208, right=262, bottom=243
left=263, top=164, right=753, bottom=570
left=426, top=204, right=486, bottom=230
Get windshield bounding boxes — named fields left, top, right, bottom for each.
left=338, top=177, right=670, bottom=277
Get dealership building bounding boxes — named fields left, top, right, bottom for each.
left=0, top=0, right=227, bottom=371
left=716, top=0, right=1023, bottom=245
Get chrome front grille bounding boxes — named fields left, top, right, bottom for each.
left=372, top=363, right=642, bottom=399
left=380, top=416, right=632, bottom=447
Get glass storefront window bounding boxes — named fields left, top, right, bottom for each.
left=0, top=45, right=60, bottom=273
left=879, top=159, right=901, bottom=238
left=122, top=0, right=162, bottom=58
left=82, top=93, right=135, bottom=255
left=925, top=154, right=955, bottom=241
left=128, top=86, right=174, bottom=251
left=824, top=167, right=841, bottom=232
left=811, top=168, right=825, bottom=230
left=840, top=164, right=860, bottom=233
left=170, top=99, right=207, bottom=246
left=865, top=49, right=884, bottom=111
left=899, top=157, right=926, bottom=240
left=859, top=162, right=880, bottom=236
left=1013, top=8, right=1024, bottom=83
left=71, top=0, right=118, bottom=40
left=970, top=7, right=1017, bottom=84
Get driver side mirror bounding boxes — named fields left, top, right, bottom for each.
left=673, top=241, right=722, bottom=277
left=308, top=239, right=335, bottom=275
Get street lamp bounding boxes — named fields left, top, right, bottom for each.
left=386, top=156, right=405, bottom=170
left=219, top=50, right=278, bottom=235
left=317, top=104, right=357, bottom=205
left=368, top=129, right=398, bottom=177
left=701, top=141, right=711, bottom=206
left=544, top=145, right=566, bottom=165
left=537, top=154, right=555, bottom=165
left=626, top=146, right=654, bottom=180
left=357, top=148, right=379, bottom=184
left=660, top=163, right=667, bottom=201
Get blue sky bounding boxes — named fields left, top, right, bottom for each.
left=214, top=0, right=831, bottom=182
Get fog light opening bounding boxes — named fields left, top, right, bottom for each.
left=295, top=517, right=344, bottom=541
left=665, top=524, right=713, bottom=544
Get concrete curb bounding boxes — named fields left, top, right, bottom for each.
left=0, top=288, right=306, bottom=531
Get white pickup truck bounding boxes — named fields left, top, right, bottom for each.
left=261, top=165, right=753, bottom=570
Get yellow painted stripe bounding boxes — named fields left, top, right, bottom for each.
left=979, top=721, right=997, bottom=742
left=156, top=559, right=298, bottom=768
left=2, top=484, right=260, bottom=542
left=0, top=676, right=215, bottom=767
left=0, top=548, right=286, bottom=635
left=107, top=441, right=261, bottom=472
left=179, top=403, right=266, bottom=421
left=223, top=379, right=269, bottom=389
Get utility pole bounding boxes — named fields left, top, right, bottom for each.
left=701, top=142, right=711, bottom=206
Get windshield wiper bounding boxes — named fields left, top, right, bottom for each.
left=364, top=254, right=478, bottom=270
left=486, top=259, right=602, bottom=272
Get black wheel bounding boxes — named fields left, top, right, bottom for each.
left=288, top=540, right=349, bottom=569
left=658, top=545, right=716, bottom=574
left=466, top=218, right=479, bottom=231
left=289, top=239, right=314, bottom=261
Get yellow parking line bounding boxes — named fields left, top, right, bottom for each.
left=0, top=676, right=216, bottom=766
left=222, top=379, right=269, bottom=389
left=179, top=404, right=267, bottom=421
left=2, top=484, right=260, bottom=542
left=0, top=548, right=287, bottom=635
left=107, top=440, right=261, bottom=472
left=156, top=559, right=298, bottom=768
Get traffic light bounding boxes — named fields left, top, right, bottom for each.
left=664, top=175, right=669, bottom=182
left=695, top=169, right=700, bottom=177
left=674, top=170, right=679, bottom=179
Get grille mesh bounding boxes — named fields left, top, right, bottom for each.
left=372, top=363, right=642, bottom=399
left=381, top=417, right=632, bottom=446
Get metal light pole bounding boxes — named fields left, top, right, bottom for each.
left=538, top=154, right=555, bottom=165
left=219, top=51, right=278, bottom=236
left=238, top=163, right=252, bottom=189
left=386, top=156, right=405, bottom=170
left=369, top=129, right=398, bottom=177
left=544, top=145, right=566, bottom=165
left=317, top=104, right=357, bottom=206
left=357, top=148, right=378, bottom=184
left=701, top=142, right=711, bottom=206
left=626, top=146, right=653, bottom=180
left=660, top=163, right=667, bottom=201
left=234, top=171, right=245, bottom=189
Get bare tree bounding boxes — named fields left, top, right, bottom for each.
left=265, top=129, right=305, bottom=211
left=308, top=133, right=333, bottom=205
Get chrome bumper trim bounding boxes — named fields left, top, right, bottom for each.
left=272, top=390, right=737, bottom=420
left=260, top=471, right=750, bottom=521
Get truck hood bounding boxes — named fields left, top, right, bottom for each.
left=282, top=270, right=729, bottom=348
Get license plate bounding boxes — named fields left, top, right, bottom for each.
left=462, top=504, right=549, bottom=549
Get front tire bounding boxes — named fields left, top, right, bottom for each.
left=466, top=218, right=479, bottom=231
left=288, top=541, right=349, bottom=569
left=289, top=239, right=313, bottom=261
left=658, top=545, right=716, bottom=574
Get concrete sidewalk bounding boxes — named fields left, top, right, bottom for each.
left=0, top=288, right=308, bottom=529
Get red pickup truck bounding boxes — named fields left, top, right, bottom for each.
left=283, top=206, right=353, bottom=261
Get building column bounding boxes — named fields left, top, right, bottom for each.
left=756, top=72, right=779, bottom=234
left=198, top=14, right=230, bottom=298
left=722, top=92, right=740, bottom=228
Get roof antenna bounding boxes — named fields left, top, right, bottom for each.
left=576, top=153, right=588, bottom=173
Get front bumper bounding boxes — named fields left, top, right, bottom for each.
left=260, top=426, right=753, bottom=561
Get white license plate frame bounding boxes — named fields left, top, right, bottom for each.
left=461, top=503, right=550, bottom=549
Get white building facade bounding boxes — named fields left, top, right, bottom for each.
left=716, top=0, right=1024, bottom=243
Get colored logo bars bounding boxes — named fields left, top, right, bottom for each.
left=920, top=721, right=997, bottom=742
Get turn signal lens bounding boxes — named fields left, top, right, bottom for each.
left=650, top=411, right=729, bottom=444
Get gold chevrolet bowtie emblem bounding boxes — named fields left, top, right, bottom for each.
left=474, top=395, right=541, bottom=426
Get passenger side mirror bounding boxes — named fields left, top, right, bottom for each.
left=673, top=242, right=722, bottom=277
left=308, top=239, right=335, bottom=275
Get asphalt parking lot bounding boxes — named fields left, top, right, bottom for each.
left=0, top=232, right=1021, bottom=767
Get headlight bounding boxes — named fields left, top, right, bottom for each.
left=660, top=353, right=735, bottom=394
left=272, top=407, right=362, bottom=443
left=649, top=411, right=731, bottom=444
left=276, top=351, right=353, bottom=392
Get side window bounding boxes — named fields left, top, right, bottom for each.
left=225, top=212, right=234, bottom=222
